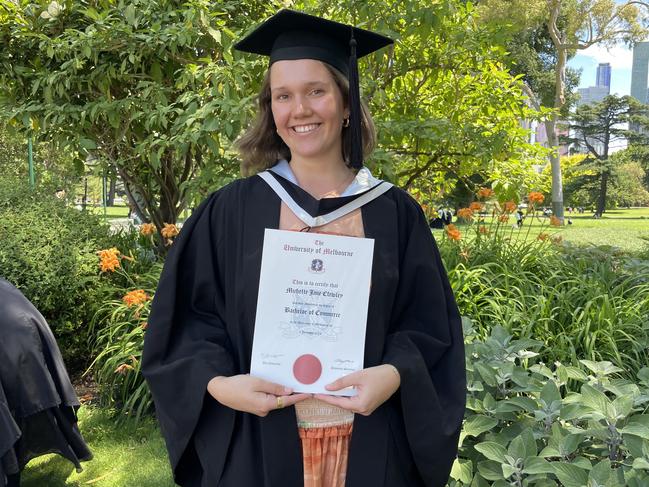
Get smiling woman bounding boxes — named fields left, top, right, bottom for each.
left=142, top=9, right=465, bottom=487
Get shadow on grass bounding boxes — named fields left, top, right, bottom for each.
left=21, top=406, right=175, bottom=487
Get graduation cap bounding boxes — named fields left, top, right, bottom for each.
left=234, top=9, right=393, bottom=170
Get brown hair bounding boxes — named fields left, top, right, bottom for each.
left=235, top=63, right=376, bottom=175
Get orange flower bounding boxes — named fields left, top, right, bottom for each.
left=477, top=187, right=494, bottom=199
left=503, top=201, right=517, bottom=213
left=498, top=214, right=509, bottom=223
left=469, top=202, right=484, bottom=212
left=528, top=191, right=545, bottom=205
left=457, top=208, right=474, bottom=220
left=478, top=225, right=489, bottom=235
left=140, top=321, right=148, bottom=330
left=98, top=247, right=120, bottom=272
left=123, top=289, right=149, bottom=307
left=537, top=233, right=549, bottom=241
left=445, top=224, right=461, bottom=241
left=161, top=223, right=179, bottom=239
left=140, top=223, right=155, bottom=236
left=115, top=363, right=134, bottom=375
left=550, top=216, right=561, bottom=227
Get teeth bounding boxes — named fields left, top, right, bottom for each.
left=293, top=124, right=319, bottom=133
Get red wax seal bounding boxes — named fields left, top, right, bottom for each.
left=293, top=354, right=322, bottom=385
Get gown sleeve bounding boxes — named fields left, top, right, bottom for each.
left=381, top=194, right=466, bottom=487
left=142, top=189, right=236, bottom=478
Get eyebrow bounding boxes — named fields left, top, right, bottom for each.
left=271, top=80, right=329, bottom=93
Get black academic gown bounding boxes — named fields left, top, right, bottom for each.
left=142, top=174, right=466, bottom=487
left=0, top=279, right=92, bottom=485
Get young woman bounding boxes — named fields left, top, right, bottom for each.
left=143, top=9, right=465, bottom=487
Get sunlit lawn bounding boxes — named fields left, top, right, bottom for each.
left=22, top=407, right=175, bottom=487
left=443, top=207, right=649, bottom=255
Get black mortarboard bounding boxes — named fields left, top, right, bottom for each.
left=234, top=9, right=393, bottom=170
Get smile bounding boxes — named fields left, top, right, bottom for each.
left=291, top=123, right=321, bottom=134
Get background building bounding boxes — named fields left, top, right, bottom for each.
left=631, top=41, right=649, bottom=104
left=596, top=62, right=611, bottom=91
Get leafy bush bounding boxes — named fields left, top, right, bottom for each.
left=450, top=322, right=649, bottom=487
left=0, top=178, right=112, bottom=372
left=439, top=215, right=649, bottom=377
left=88, top=225, right=167, bottom=422
left=88, top=266, right=160, bottom=423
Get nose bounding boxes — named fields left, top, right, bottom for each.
left=293, top=96, right=312, bottom=117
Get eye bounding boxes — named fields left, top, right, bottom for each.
left=275, top=93, right=289, bottom=101
left=310, top=88, right=324, bottom=96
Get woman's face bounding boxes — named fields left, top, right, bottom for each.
left=270, top=59, right=347, bottom=163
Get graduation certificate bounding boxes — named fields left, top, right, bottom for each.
left=250, top=229, right=374, bottom=395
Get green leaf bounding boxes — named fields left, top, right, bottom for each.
left=450, top=458, right=473, bottom=483
left=541, top=380, right=562, bottom=405
left=207, top=26, right=222, bottom=44
left=620, top=423, right=649, bottom=440
left=551, top=462, right=589, bottom=487
left=79, top=138, right=97, bottom=150
left=464, top=415, right=498, bottom=438
left=612, top=395, right=633, bottom=418
left=475, top=363, right=498, bottom=387
left=580, top=360, right=623, bottom=377
left=523, top=457, right=555, bottom=475
left=508, top=435, right=526, bottom=460
left=477, top=460, right=505, bottom=481
left=632, top=458, right=649, bottom=470
left=502, top=396, right=538, bottom=412
left=501, top=463, right=517, bottom=479
left=475, top=441, right=507, bottom=463
left=125, top=4, right=136, bottom=25
left=581, top=384, right=610, bottom=416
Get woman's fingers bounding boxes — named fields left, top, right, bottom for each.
left=253, top=377, right=293, bottom=396
left=325, top=370, right=362, bottom=391
left=313, top=393, right=356, bottom=409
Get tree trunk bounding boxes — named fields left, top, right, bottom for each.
left=106, top=172, right=116, bottom=206
left=544, top=117, right=564, bottom=220
left=596, top=170, right=609, bottom=216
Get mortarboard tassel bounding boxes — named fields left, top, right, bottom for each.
left=348, top=32, right=363, bottom=170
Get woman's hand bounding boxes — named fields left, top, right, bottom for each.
left=314, top=364, right=401, bottom=416
left=207, top=374, right=311, bottom=417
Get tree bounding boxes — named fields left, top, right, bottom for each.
left=314, top=0, right=547, bottom=203
left=0, top=0, right=270, bottom=236
left=477, top=0, right=649, bottom=222
left=564, top=95, right=649, bottom=215
left=1, top=0, right=548, bottom=232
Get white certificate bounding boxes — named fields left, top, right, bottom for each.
left=250, top=229, right=374, bottom=395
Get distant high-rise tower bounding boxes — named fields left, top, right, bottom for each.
left=596, top=63, right=611, bottom=92
left=631, top=42, right=649, bottom=104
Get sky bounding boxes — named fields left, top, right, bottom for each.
left=567, top=44, right=634, bottom=96
left=566, top=0, right=641, bottom=96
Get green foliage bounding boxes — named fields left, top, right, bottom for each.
left=88, top=230, right=163, bottom=422
left=0, top=123, right=81, bottom=187
left=0, top=0, right=548, bottom=226
left=0, top=177, right=112, bottom=372
left=439, top=210, right=649, bottom=377
left=450, top=323, right=649, bottom=486
left=0, top=0, right=264, bottom=227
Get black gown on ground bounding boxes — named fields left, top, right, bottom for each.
left=142, top=172, right=466, bottom=487
left=0, top=279, right=92, bottom=486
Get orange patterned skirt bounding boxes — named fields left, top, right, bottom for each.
left=298, top=423, right=353, bottom=487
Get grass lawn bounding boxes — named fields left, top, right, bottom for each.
left=21, top=407, right=175, bottom=487
left=88, top=204, right=130, bottom=219
left=444, top=207, right=649, bottom=255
